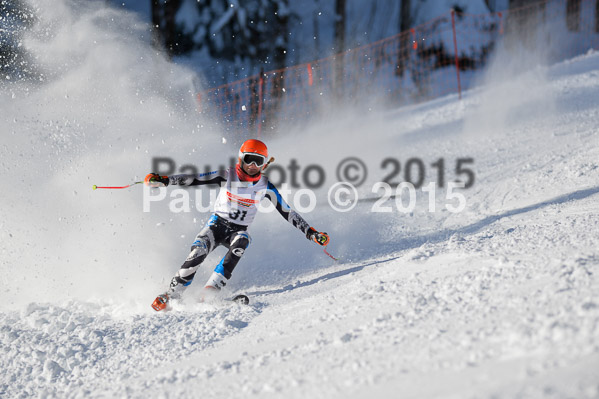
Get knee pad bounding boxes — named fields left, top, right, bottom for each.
left=230, top=233, right=250, bottom=258
left=186, top=238, right=209, bottom=261
left=193, top=227, right=215, bottom=252
left=181, top=239, right=208, bottom=275
left=230, top=231, right=251, bottom=251
left=214, top=232, right=250, bottom=280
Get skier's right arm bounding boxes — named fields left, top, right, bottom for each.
left=144, top=170, right=227, bottom=187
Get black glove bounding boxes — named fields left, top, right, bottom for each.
left=144, top=173, right=169, bottom=187
left=306, top=227, right=330, bottom=246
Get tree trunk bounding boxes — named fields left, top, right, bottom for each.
left=334, top=0, right=346, bottom=53
left=273, top=1, right=289, bottom=72
left=396, top=0, right=411, bottom=77
left=163, top=0, right=182, bottom=56
left=334, top=0, right=346, bottom=97
left=151, top=0, right=163, bottom=50
left=566, top=0, right=581, bottom=31
left=268, top=0, right=289, bottom=132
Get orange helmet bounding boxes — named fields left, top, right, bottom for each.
left=238, top=139, right=268, bottom=170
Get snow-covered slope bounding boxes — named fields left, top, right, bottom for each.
left=1, top=1, right=599, bottom=398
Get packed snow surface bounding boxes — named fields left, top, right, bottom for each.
left=1, top=1, right=599, bottom=398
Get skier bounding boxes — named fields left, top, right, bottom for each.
left=146, top=139, right=330, bottom=311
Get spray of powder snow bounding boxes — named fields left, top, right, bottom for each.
left=241, top=8, right=571, bottom=289
left=462, top=8, right=559, bottom=139
left=0, top=0, right=397, bottom=310
left=0, top=0, right=230, bottom=311
left=0, top=0, right=566, bottom=311
left=0, top=0, right=443, bottom=309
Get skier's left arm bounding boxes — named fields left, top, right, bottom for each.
left=264, top=182, right=330, bottom=246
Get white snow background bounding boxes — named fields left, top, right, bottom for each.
left=1, top=1, right=598, bottom=398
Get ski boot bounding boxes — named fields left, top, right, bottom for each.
left=151, top=293, right=170, bottom=311
left=196, top=271, right=227, bottom=303
left=151, top=276, right=186, bottom=311
left=204, top=271, right=227, bottom=290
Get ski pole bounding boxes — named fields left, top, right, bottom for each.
left=92, top=181, right=143, bottom=190
left=323, top=246, right=339, bottom=261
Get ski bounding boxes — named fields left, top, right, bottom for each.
left=231, top=294, right=250, bottom=305
left=151, top=293, right=249, bottom=311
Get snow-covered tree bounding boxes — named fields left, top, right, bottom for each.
left=151, top=0, right=293, bottom=73
left=0, top=0, right=36, bottom=82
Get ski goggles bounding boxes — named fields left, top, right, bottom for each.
left=242, top=153, right=266, bottom=167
